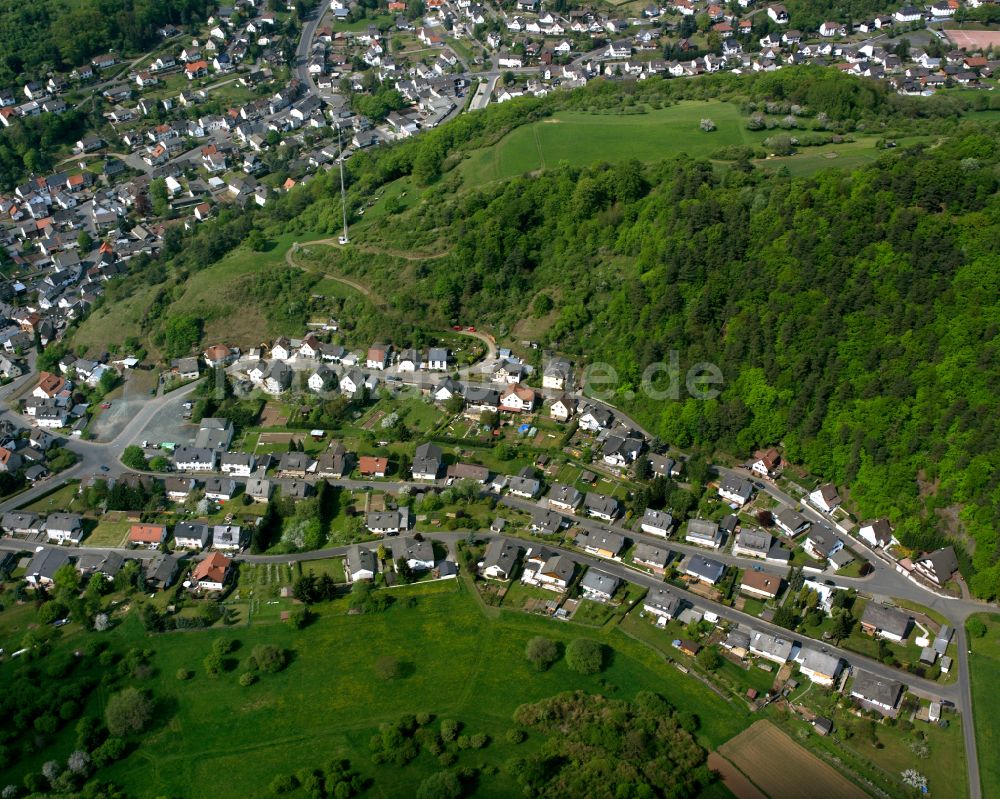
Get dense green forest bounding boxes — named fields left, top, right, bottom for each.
left=0, top=0, right=215, bottom=86
left=71, top=70, right=1000, bottom=597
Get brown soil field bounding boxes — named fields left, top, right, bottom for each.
left=717, top=720, right=871, bottom=799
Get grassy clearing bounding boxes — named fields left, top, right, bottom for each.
left=84, top=521, right=132, bottom=547
left=459, top=101, right=759, bottom=184
left=967, top=613, right=1000, bottom=799
left=76, top=582, right=745, bottom=798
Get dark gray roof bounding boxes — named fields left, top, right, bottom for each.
left=580, top=569, right=620, bottom=596
left=645, top=587, right=681, bottom=616
left=861, top=603, right=911, bottom=637
left=483, top=537, right=521, bottom=575
left=851, top=669, right=902, bottom=708
left=686, top=555, right=725, bottom=583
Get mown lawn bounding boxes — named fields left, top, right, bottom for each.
left=459, top=100, right=759, bottom=184
left=967, top=613, right=1000, bottom=799
left=88, top=581, right=745, bottom=798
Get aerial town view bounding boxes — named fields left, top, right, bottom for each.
left=2, top=0, right=1000, bottom=796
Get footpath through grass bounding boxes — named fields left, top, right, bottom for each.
left=967, top=612, right=1000, bottom=799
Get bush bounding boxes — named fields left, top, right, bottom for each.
left=91, top=737, right=125, bottom=768
left=469, top=733, right=488, bottom=749
left=375, top=656, right=401, bottom=681
left=967, top=617, right=987, bottom=638
left=239, top=671, right=257, bottom=687
left=104, top=688, right=152, bottom=737
left=416, top=770, right=462, bottom=799
left=213, top=638, right=237, bottom=656
left=250, top=644, right=287, bottom=674
left=440, top=719, right=460, bottom=742
left=270, top=774, right=298, bottom=795
left=176, top=668, right=193, bottom=680
left=505, top=728, right=526, bottom=744
left=525, top=636, right=560, bottom=671
left=565, top=639, right=605, bottom=675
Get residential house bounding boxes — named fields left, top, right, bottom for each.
left=795, top=646, right=843, bottom=686
left=308, top=364, right=336, bottom=392
left=446, top=463, right=490, bottom=483
left=263, top=360, right=292, bottom=394
left=643, top=587, right=681, bottom=620
left=315, top=444, right=350, bottom=479
left=632, top=541, right=670, bottom=574
left=173, top=521, right=211, bottom=549
left=858, top=518, right=896, bottom=549
left=774, top=508, right=810, bottom=537
left=204, top=477, right=237, bottom=501
left=2, top=511, right=43, bottom=536
left=580, top=569, right=620, bottom=602
left=173, top=446, right=217, bottom=471
left=366, top=343, right=390, bottom=370
left=165, top=477, right=196, bottom=502
left=542, top=358, right=571, bottom=390
left=245, top=473, right=273, bottom=502
left=751, top=448, right=781, bottom=477
left=192, top=551, right=232, bottom=591
left=45, top=513, right=84, bottom=544
left=482, top=537, right=521, bottom=580
left=740, top=570, right=782, bottom=600
left=412, top=442, right=443, bottom=480
left=913, top=546, right=959, bottom=586
left=601, top=434, right=642, bottom=468
left=809, top=483, right=841, bottom=512
left=549, top=394, right=576, bottom=422
left=391, top=536, right=435, bottom=572
left=423, top=347, right=448, bottom=370
left=358, top=455, right=388, bottom=477
left=366, top=508, right=411, bottom=535
left=212, top=524, right=245, bottom=550
left=25, top=548, right=73, bottom=586
left=220, top=452, right=256, bottom=476
left=530, top=507, right=566, bottom=535
left=277, top=451, right=315, bottom=478
left=522, top=547, right=575, bottom=592
left=507, top=475, right=542, bottom=499
left=718, top=474, right=754, bottom=506
left=129, top=524, right=167, bottom=548
left=685, top=518, right=723, bottom=549
left=339, top=368, right=366, bottom=396
left=860, top=603, right=912, bottom=642
left=578, top=406, right=613, bottom=432
left=685, top=555, right=726, bottom=584
left=583, top=492, right=620, bottom=521
left=851, top=669, right=903, bottom=716
left=345, top=546, right=377, bottom=581
left=547, top=483, right=583, bottom=512
left=732, top=527, right=772, bottom=559
left=640, top=508, right=673, bottom=537
left=749, top=630, right=794, bottom=663
left=804, top=527, right=844, bottom=563
left=577, top=528, right=624, bottom=557
left=500, top=383, right=536, bottom=412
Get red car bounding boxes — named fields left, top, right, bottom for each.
left=467, top=326, right=476, bottom=332
left=452, top=325, right=462, bottom=331
left=100, top=402, right=111, bottom=409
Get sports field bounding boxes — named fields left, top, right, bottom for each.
left=459, top=100, right=763, bottom=184
left=945, top=29, right=1000, bottom=50
left=717, top=720, right=870, bottom=799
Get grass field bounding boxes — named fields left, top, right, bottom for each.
left=967, top=613, right=1000, bottom=799
left=459, top=101, right=761, bottom=184
left=84, top=520, right=132, bottom=547
left=75, top=581, right=746, bottom=798
left=718, top=720, right=870, bottom=799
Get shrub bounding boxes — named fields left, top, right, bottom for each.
left=270, top=774, right=298, bottom=795
left=250, top=644, right=287, bottom=674
left=375, top=656, right=401, bottom=681
left=524, top=636, right=560, bottom=671
left=469, top=733, right=488, bottom=749
left=104, top=688, right=153, bottom=737
left=416, top=770, right=462, bottom=799
left=505, top=728, right=526, bottom=744
left=440, top=719, right=460, bottom=742
left=967, top=617, right=987, bottom=638
left=176, top=668, right=193, bottom=681
left=699, top=118, right=716, bottom=132
left=239, top=671, right=257, bottom=687
left=565, top=639, right=605, bottom=675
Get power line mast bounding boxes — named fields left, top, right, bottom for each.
left=337, top=123, right=349, bottom=245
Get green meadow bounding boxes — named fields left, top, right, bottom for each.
left=35, top=580, right=746, bottom=798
